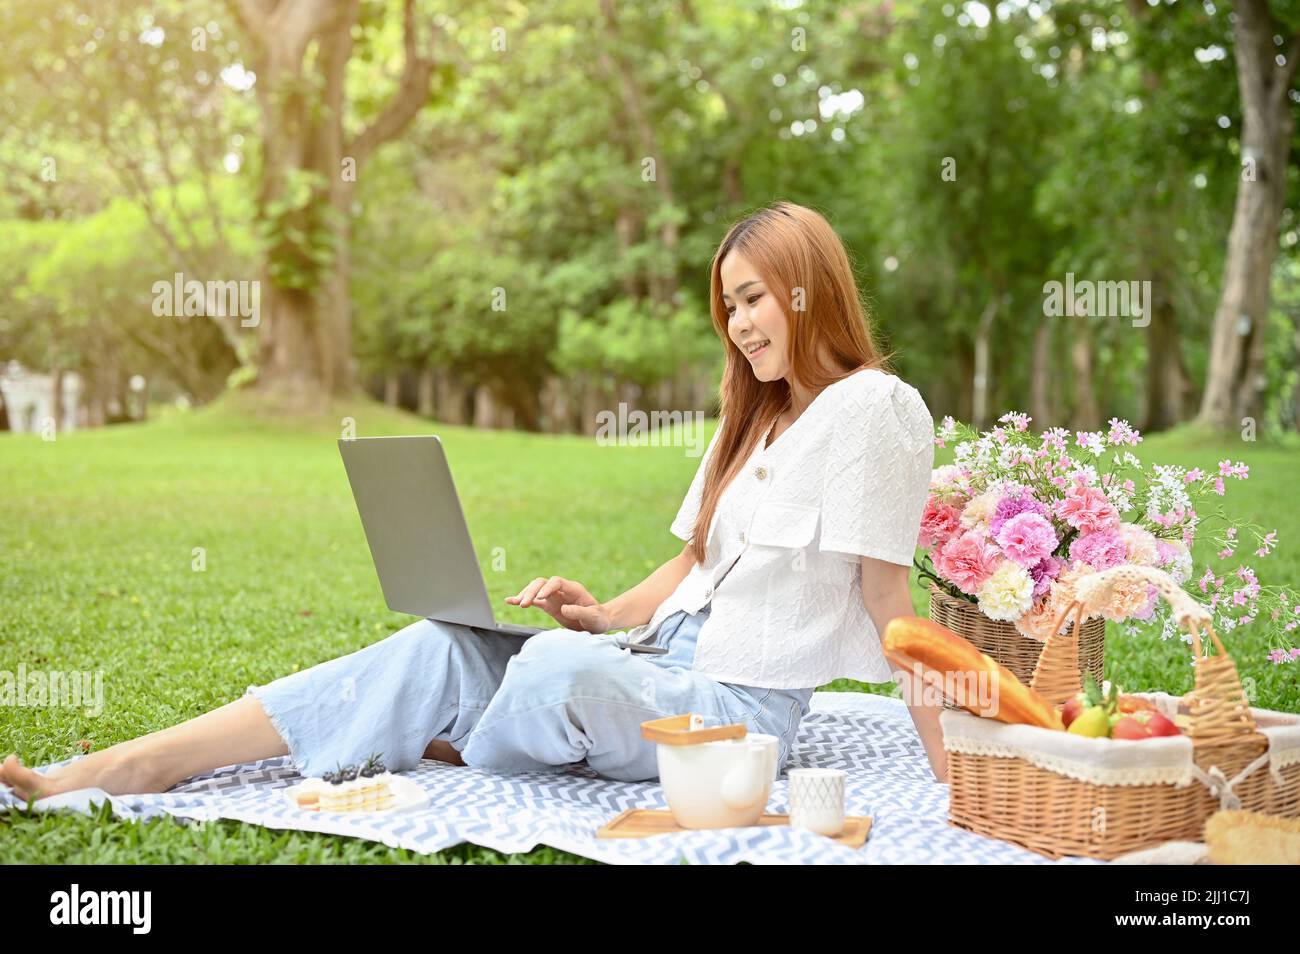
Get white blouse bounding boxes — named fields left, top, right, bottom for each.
left=619, top=367, right=934, bottom=689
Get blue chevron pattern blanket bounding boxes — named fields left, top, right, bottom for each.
left=1, top=691, right=1104, bottom=864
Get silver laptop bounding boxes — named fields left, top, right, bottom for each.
left=338, top=435, right=543, bottom=637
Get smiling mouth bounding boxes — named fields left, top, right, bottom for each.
left=743, top=339, right=770, bottom=359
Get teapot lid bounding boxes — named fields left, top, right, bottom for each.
left=640, top=712, right=748, bottom=746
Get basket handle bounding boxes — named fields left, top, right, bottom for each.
left=1027, top=565, right=1260, bottom=747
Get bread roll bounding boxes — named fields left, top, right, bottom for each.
left=883, top=616, right=1065, bottom=730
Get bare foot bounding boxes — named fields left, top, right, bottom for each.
left=421, top=739, right=465, bottom=766
left=1, top=744, right=168, bottom=802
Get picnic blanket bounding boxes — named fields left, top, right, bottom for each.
left=2, top=691, right=1107, bottom=864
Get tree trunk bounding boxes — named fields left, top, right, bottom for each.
left=1070, top=323, right=1100, bottom=430
left=229, top=0, right=433, bottom=400
left=473, top=386, right=497, bottom=429
left=971, top=295, right=999, bottom=430
left=50, top=366, right=63, bottom=435
left=1141, top=284, right=1187, bottom=432
left=580, top=372, right=605, bottom=435
left=1197, top=0, right=1297, bottom=429
left=597, top=0, right=679, bottom=308
left=1030, top=318, right=1053, bottom=427
left=435, top=367, right=469, bottom=424
left=417, top=366, right=435, bottom=417
left=691, top=362, right=716, bottom=417
left=952, top=342, right=975, bottom=425
left=1123, top=0, right=1192, bottom=434
left=502, top=379, right=542, bottom=432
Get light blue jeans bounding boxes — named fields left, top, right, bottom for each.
left=244, top=604, right=815, bottom=783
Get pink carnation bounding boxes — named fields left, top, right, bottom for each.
left=1029, top=555, right=1064, bottom=598
left=989, top=491, right=1051, bottom=537
left=936, top=531, right=1002, bottom=595
left=918, top=497, right=963, bottom=550
left=1054, top=482, right=1120, bottom=534
left=994, top=512, right=1058, bottom=567
left=1068, top=529, right=1128, bottom=571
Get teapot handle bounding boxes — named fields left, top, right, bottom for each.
left=719, top=745, right=766, bottom=811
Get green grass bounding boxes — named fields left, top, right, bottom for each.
left=1, top=395, right=1297, bottom=863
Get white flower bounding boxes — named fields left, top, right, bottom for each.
left=977, top=562, right=1035, bottom=621
left=930, top=464, right=968, bottom=498
left=936, top=416, right=959, bottom=443
left=1158, top=538, right=1193, bottom=584
left=996, top=445, right=1021, bottom=469
left=1068, top=462, right=1100, bottom=487
left=959, top=490, right=1000, bottom=531
left=1145, top=464, right=1192, bottom=520
left=1104, top=481, right=1135, bottom=511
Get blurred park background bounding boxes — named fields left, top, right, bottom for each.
left=1, top=0, right=1298, bottom=435
left=3, top=0, right=1300, bottom=863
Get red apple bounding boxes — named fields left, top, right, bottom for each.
left=1060, top=692, right=1089, bottom=728
left=1111, top=714, right=1154, bottom=740
left=1144, top=710, right=1181, bottom=737
left=1111, top=709, right=1183, bottom=740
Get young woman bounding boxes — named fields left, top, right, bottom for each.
left=1, top=200, right=946, bottom=801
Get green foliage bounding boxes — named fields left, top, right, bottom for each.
left=555, top=297, right=715, bottom=387
left=1, top=0, right=1298, bottom=427
left=259, top=169, right=339, bottom=291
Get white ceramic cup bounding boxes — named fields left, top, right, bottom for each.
left=787, top=768, right=846, bottom=836
left=656, top=733, right=779, bottom=829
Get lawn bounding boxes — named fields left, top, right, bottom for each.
left=2, top=396, right=1297, bottom=864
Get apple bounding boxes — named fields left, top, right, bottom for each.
left=1145, top=710, right=1181, bottom=737
left=1060, top=692, right=1089, bottom=728
left=1067, top=705, right=1111, bottom=737
left=1111, top=714, right=1153, bottom=740
left=1111, top=709, right=1183, bottom=740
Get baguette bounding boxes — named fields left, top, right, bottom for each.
left=883, top=616, right=1065, bottom=730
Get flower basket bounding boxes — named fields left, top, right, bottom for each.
left=942, top=566, right=1300, bottom=861
left=928, top=584, right=1104, bottom=712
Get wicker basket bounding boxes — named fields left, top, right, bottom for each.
left=928, top=585, right=1104, bottom=712
left=944, top=565, right=1300, bottom=860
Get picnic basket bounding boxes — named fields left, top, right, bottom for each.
left=928, top=584, right=1105, bottom=712
left=941, top=565, right=1300, bottom=860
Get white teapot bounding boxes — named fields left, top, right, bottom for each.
left=656, top=731, right=779, bottom=829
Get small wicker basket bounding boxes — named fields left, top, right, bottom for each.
left=928, top=585, right=1104, bottom=712
left=944, top=565, right=1300, bottom=860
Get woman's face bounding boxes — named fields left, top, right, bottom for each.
left=720, top=250, right=790, bottom=382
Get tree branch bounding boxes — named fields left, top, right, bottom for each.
left=347, top=0, right=434, bottom=167
left=227, top=0, right=275, bottom=41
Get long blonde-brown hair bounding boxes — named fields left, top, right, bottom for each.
left=687, top=200, right=892, bottom=565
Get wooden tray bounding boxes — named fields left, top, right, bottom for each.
left=597, top=808, right=872, bottom=848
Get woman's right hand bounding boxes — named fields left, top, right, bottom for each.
left=505, top=576, right=612, bottom=633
